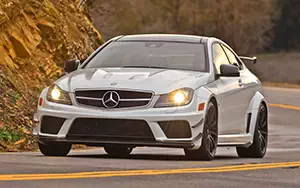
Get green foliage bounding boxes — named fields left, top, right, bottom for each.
left=7, top=90, right=20, bottom=104
left=272, top=0, right=300, bottom=51
left=0, top=128, right=21, bottom=142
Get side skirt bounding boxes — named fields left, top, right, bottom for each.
left=217, top=133, right=252, bottom=147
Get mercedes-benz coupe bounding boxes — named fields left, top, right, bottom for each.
left=34, top=34, right=268, bottom=160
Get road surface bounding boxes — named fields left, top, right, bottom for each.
left=0, top=86, right=299, bottom=188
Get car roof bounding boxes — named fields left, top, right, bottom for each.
left=117, top=34, right=211, bottom=43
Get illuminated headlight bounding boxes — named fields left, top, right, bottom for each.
left=46, top=85, right=72, bottom=105
left=154, top=88, right=194, bottom=108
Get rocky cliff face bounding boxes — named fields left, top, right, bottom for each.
left=0, top=0, right=104, bottom=150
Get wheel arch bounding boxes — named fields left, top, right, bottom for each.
left=246, top=91, right=268, bottom=143
left=195, top=86, right=219, bottom=115
left=247, top=91, right=267, bottom=111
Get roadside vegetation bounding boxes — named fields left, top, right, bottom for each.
left=0, top=0, right=103, bottom=151
left=253, top=52, right=300, bottom=85
left=87, top=0, right=279, bottom=55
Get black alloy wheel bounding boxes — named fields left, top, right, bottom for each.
left=39, top=142, right=72, bottom=156
left=237, top=103, right=268, bottom=158
left=185, top=101, right=218, bottom=161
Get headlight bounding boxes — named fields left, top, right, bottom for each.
left=46, top=85, right=72, bottom=105
left=154, top=88, right=194, bottom=108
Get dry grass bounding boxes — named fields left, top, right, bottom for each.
left=263, top=82, right=300, bottom=89
left=246, top=52, right=300, bottom=85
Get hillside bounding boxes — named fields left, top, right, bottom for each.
left=0, top=0, right=104, bottom=151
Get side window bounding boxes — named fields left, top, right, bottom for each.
left=222, top=45, right=243, bottom=70
left=212, top=44, right=230, bottom=74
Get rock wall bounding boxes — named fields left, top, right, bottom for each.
left=0, top=0, right=104, bottom=150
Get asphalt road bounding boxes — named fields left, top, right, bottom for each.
left=0, top=86, right=299, bottom=188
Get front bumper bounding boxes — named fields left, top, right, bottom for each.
left=35, top=97, right=205, bottom=149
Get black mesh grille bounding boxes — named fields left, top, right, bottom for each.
left=77, top=98, right=102, bottom=107
left=41, top=116, right=65, bottom=134
left=75, top=90, right=152, bottom=108
left=116, top=90, right=152, bottom=99
left=117, top=101, right=149, bottom=108
left=67, top=118, right=155, bottom=141
left=75, top=90, right=106, bottom=98
left=159, top=121, right=191, bottom=138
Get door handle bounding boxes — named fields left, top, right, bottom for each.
left=238, top=79, right=244, bottom=87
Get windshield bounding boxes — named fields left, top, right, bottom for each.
left=85, top=41, right=207, bottom=72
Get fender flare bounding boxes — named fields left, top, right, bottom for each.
left=247, top=91, right=268, bottom=142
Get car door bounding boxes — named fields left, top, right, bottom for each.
left=212, top=43, right=245, bottom=134
left=222, top=44, right=258, bottom=133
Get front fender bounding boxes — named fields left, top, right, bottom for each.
left=247, top=91, right=268, bottom=142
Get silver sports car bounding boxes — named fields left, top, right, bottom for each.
left=34, top=34, right=268, bottom=160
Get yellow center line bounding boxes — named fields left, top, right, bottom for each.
left=0, top=161, right=299, bottom=181
left=269, top=103, right=300, bottom=111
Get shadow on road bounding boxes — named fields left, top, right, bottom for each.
left=66, top=154, right=239, bottom=161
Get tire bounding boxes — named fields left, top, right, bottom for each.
left=236, top=103, right=268, bottom=158
left=39, top=142, right=71, bottom=156
left=184, top=101, right=218, bottom=161
left=104, top=145, right=133, bottom=158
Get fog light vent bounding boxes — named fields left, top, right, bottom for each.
left=158, top=121, right=191, bottom=138
left=41, top=116, right=65, bottom=134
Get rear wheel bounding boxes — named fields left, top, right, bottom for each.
left=39, top=142, right=71, bottom=156
left=184, top=101, right=218, bottom=161
left=104, top=145, right=133, bottom=158
left=236, top=103, right=268, bottom=158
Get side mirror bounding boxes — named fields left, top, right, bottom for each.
left=64, top=60, right=80, bottom=74
left=219, top=64, right=240, bottom=77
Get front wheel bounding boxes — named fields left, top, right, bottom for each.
left=184, top=101, right=218, bottom=161
left=104, top=145, right=133, bottom=158
left=39, top=142, right=71, bottom=156
left=236, top=103, right=268, bottom=158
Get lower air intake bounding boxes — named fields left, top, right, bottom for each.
left=40, top=116, right=65, bottom=134
left=159, top=120, right=191, bottom=138
left=67, top=118, right=155, bottom=141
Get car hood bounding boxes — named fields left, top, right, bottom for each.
left=56, top=68, right=211, bottom=94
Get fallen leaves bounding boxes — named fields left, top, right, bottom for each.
left=14, top=138, right=26, bottom=145
left=0, top=140, right=7, bottom=150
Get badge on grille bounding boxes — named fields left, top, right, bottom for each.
left=102, top=91, right=120, bottom=108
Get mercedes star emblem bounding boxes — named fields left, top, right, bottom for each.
left=102, top=91, right=120, bottom=108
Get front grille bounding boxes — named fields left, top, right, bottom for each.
left=67, top=118, right=155, bottom=141
left=75, top=90, right=152, bottom=109
left=158, top=120, right=191, bottom=138
left=41, top=116, right=65, bottom=134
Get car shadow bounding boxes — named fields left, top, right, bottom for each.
left=67, top=153, right=240, bottom=161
